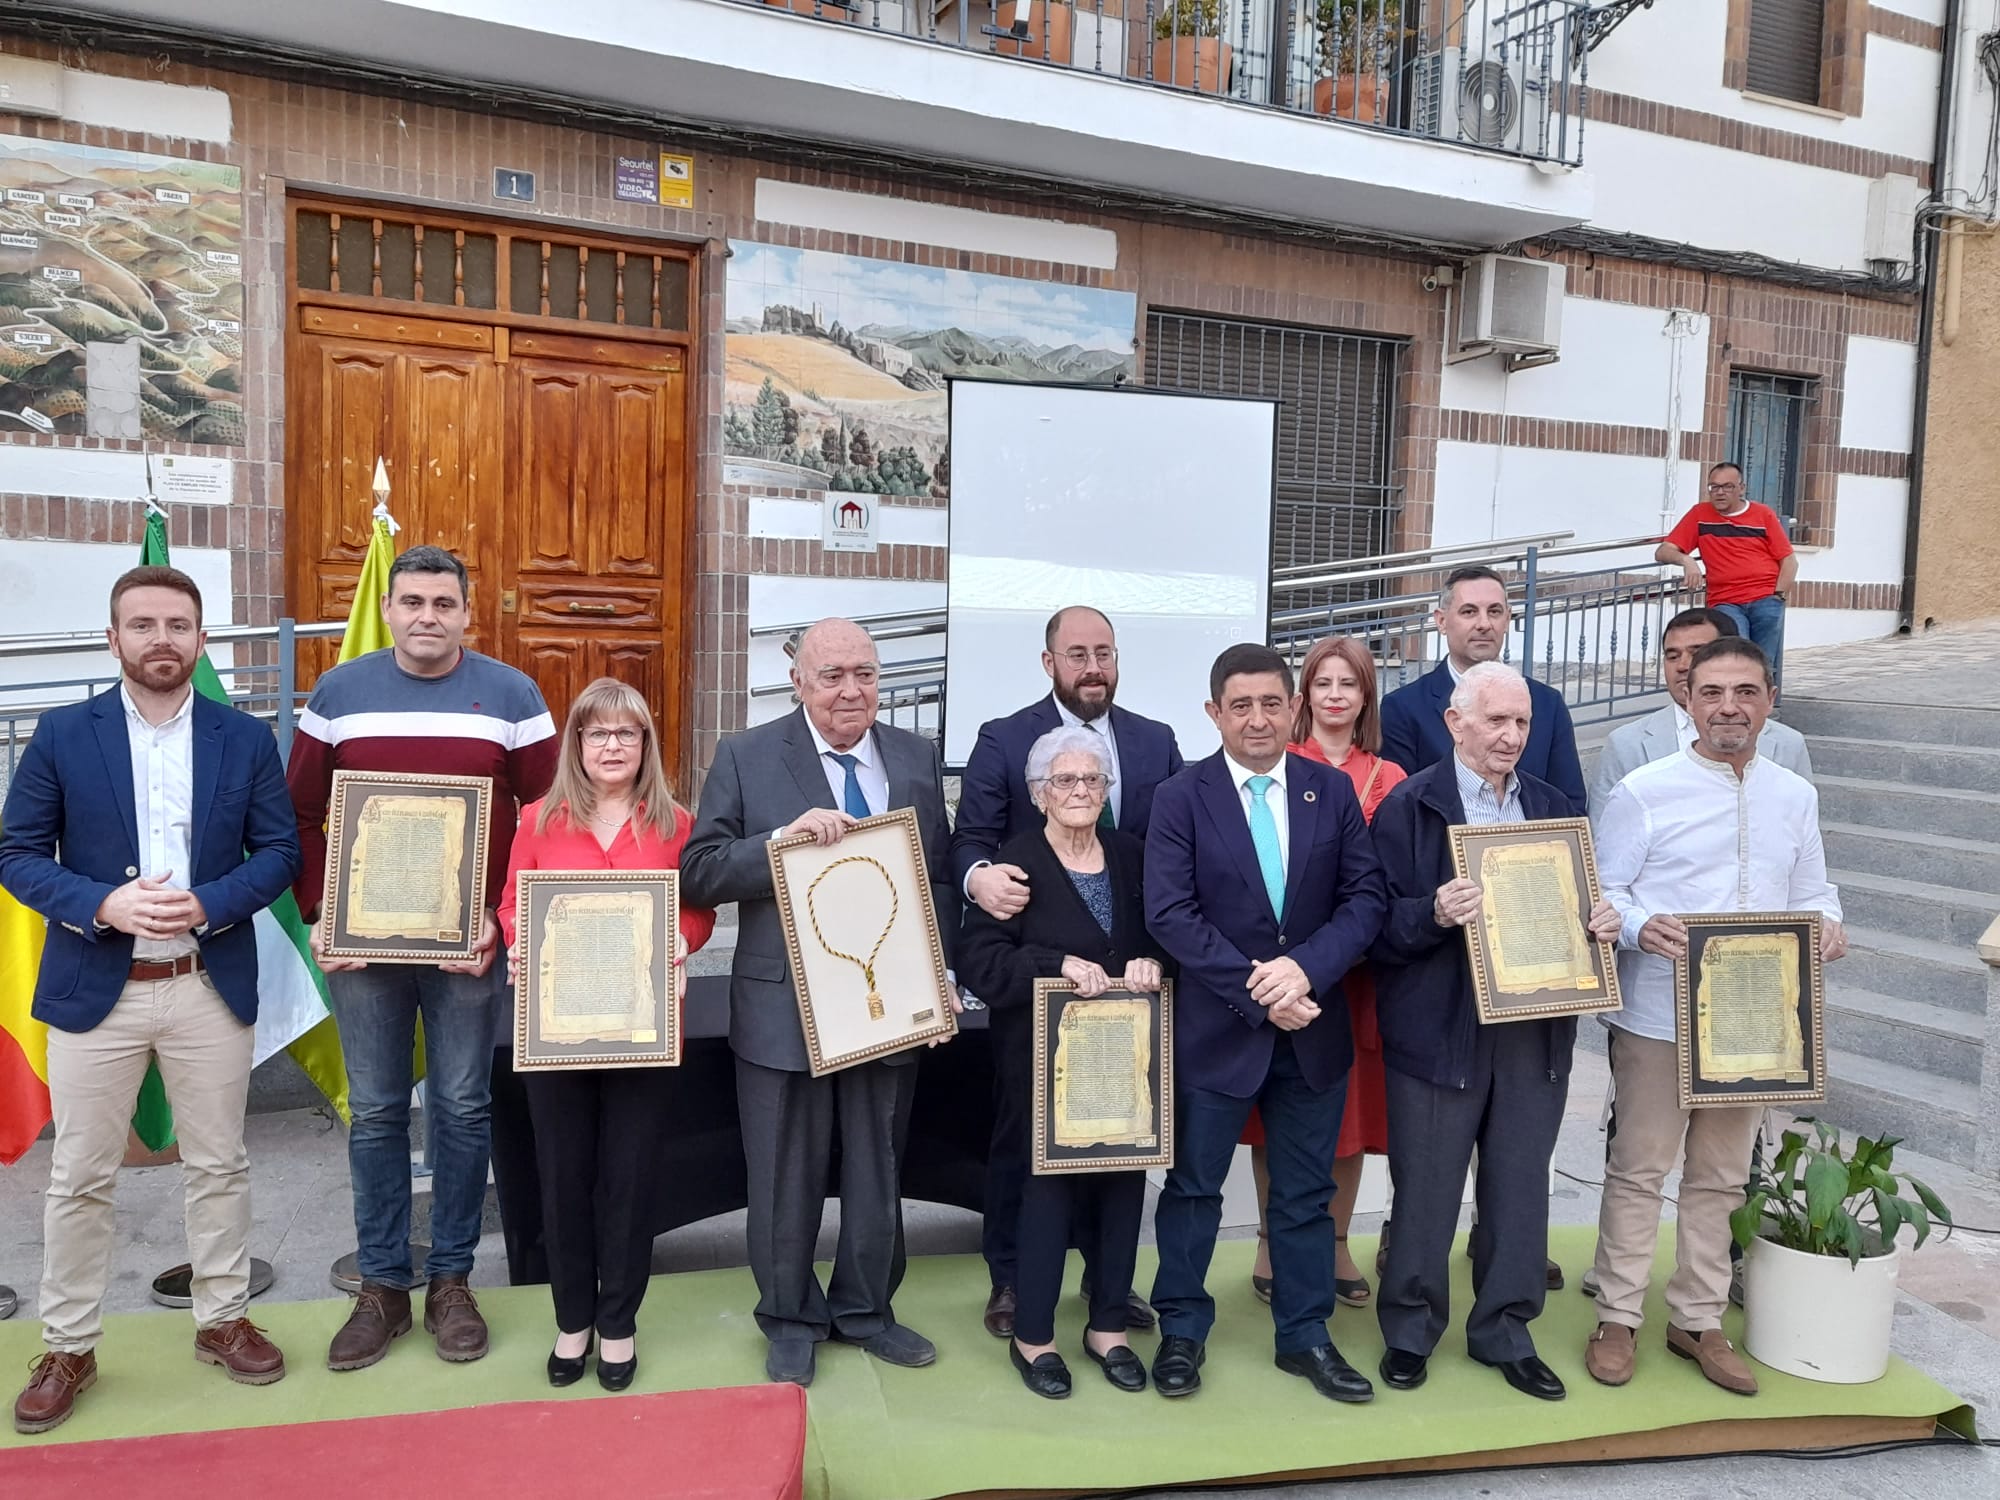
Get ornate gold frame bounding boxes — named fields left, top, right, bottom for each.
left=1673, top=910, right=1826, bottom=1109
left=512, top=868, right=682, bottom=1071
left=1446, top=816, right=1623, bottom=1024
left=1030, top=978, right=1175, bottom=1175
left=319, top=769, right=492, bottom=964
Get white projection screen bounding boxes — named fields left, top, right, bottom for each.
left=944, top=380, right=1278, bottom=767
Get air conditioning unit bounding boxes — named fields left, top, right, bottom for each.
left=1452, top=253, right=1564, bottom=362
left=1414, top=42, right=1553, bottom=157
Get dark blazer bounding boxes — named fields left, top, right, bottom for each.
left=680, top=707, right=959, bottom=1073
left=0, top=686, right=301, bottom=1031
left=1368, top=758, right=1578, bottom=1087
left=1143, top=751, right=1387, bottom=1098
left=1378, top=663, right=1586, bottom=815
left=951, top=697, right=1183, bottom=888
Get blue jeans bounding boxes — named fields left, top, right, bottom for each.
left=1714, top=595, right=1786, bottom=691
left=1151, top=1034, right=1347, bottom=1355
left=328, top=965, right=498, bottom=1286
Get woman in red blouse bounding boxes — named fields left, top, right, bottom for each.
left=1245, top=636, right=1404, bottom=1307
left=497, top=677, right=715, bottom=1392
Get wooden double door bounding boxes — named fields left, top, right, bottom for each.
left=288, top=306, right=691, bottom=780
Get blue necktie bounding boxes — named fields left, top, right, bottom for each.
left=827, top=752, right=871, bottom=819
left=1246, top=774, right=1285, bottom=919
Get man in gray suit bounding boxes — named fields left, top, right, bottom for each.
left=682, top=618, right=961, bottom=1388
left=1589, top=607, right=1812, bottom=816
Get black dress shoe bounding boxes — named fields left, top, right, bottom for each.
left=597, top=1351, right=637, bottom=1392
left=1275, top=1344, right=1374, bottom=1404
left=1010, top=1341, right=1072, bottom=1400
left=1477, top=1353, right=1566, bottom=1402
left=766, top=1338, right=816, bottom=1387
left=1378, top=1348, right=1428, bottom=1391
left=547, top=1333, right=592, bottom=1388
left=983, top=1285, right=1016, bottom=1340
left=1151, top=1334, right=1205, bottom=1397
left=1082, top=1339, right=1147, bottom=1393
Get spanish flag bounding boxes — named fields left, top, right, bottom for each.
left=0, top=884, right=51, bottom=1166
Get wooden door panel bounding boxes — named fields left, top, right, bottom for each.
left=511, top=363, right=589, bottom=578
left=594, top=638, right=668, bottom=722
left=517, top=635, right=588, bottom=728
left=600, top=373, right=671, bottom=579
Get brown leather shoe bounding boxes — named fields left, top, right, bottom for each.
left=328, top=1283, right=413, bottom=1371
left=195, top=1318, right=287, bottom=1386
left=14, top=1350, right=96, bottom=1435
left=424, top=1275, right=489, bottom=1362
left=1667, top=1324, right=1758, bottom=1396
left=1584, top=1322, right=1635, bottom=1387
left=983, top=1285, right=1016, bottom=1339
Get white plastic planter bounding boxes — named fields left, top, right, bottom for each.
left=1742, top=1234, right=1900, bottom=1384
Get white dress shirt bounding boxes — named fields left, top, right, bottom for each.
left=804, top=714, right=888, bottom=817
left=1672, top=701, right=1697, bottom=751
left=1056, top=700, right=1123, bottom=827
left=1594, top=748, right=1841, bottom=1043
left=1222, top=751, right=1290, bottom=874
left=122, top=681, right=198, bottom=959
left=1453, top=753, right=1524, bottom=826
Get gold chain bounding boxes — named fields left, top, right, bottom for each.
left=805, top=856, right=899, bottom=1022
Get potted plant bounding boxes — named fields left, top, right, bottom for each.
left=1731, top=1121, right=1952, bottom=1385
left=1312, top=0, right=1408, bottom=122
left=1150, top=0, right=1231, bottom=97
left=994, top=0, right=1074, bottom=64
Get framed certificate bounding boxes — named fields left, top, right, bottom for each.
left=768, top=806, right=957, bottom=1077
left=320, top=770, right=492, bottom=963
left=513, top=870, right=681, bottom=1071
left=1032, top=979, right=1174, bottom=1175
left=1447, top=817, right=1622, bottom=1024
left=1674, top=911, right=1825, bottom=1109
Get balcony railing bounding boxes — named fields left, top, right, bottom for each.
left=743, top=0, right=1590, bottom=166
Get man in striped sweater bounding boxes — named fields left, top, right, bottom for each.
left=287, top=545, right=557, bottom=1372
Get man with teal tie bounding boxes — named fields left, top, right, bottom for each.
left=1143, top=644, right=1388, bottom=1402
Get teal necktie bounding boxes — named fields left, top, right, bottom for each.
left=1246, top=774, right=1285, bottom=919
left=827, top=752, right=870, bottom=819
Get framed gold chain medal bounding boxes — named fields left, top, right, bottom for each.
left=768, top=806, right=957, bottom=1076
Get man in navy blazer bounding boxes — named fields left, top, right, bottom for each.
left=1379, top=566, right=1585, bottom=814
left=0, top=566, right=300, bottom=1434
left=950, top=605, right=1182, bottom=1338
left=1144, top=644, right=1386, bottom=1404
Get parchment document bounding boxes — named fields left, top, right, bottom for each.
left=345, top=793, right=468, bottom=941
left=1477, top=841, right=1598, bottom=996
left=1696, top=932, right=1806, bottom=1082
left=535, top=891, right=658, bottom=1045
left=1051, top=998, right=1156, bottom=1150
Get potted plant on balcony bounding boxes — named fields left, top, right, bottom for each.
left=994, top=0, right=1074, bottom=64
left=1150, top=0, right=1231, bottom=97
left=1730, top=1120, right=1952, bottom=1385
left=1312, top=0, right=1408, bottom=122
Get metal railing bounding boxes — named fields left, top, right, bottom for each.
left=749, top=610, right=947, bottom=737
left=745, top=0, right=1590, bottom=166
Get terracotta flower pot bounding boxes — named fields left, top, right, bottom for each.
left=1150, top=36, right=1233, bottom=95
left=764, top=0, right=851, bottom=19
left=1313, top=72, right=1390, bottom=122
left=994, top=0, right=1073, bottom=63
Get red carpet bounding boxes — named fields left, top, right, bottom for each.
left=0, top=1385, right=807, bottom=1499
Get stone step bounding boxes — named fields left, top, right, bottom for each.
left=1824, top=987, right=1985, bottom=1085
left=1837, top=925, right=1989, bottom=1015
left=1827, top=869, right=2000, bottom=949
left=1822, top=823, right=2000, bottom=897
left=1817, top=1049, right=1980, bottom=1163
left=1805, top=737, right=2000, bottom=794
left=1815, top=775, right=2000, bottom=844
left=1781, top=696, right=2000, bottom=750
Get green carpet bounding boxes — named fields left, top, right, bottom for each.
left=0, top=1226, right=1974, bottom=1498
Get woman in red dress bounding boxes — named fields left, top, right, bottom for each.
left=1246, top=635, right=1404, bottom=1307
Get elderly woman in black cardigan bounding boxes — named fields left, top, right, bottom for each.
left=959, top=725, right=1166, bottom=1400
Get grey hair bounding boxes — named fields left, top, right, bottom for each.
left=1448, top=660, right=1528, bottom=716
left=1025, top=726, right=1112, bottom=798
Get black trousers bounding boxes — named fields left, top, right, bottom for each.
left=1014, top=1169, right=1145, bottom=1345
left=1377, top=1023, right=1568, bottom=1365
left=488, top=1047, right=548, bottom=1287
left=522, top=1067, right=671, bottom=1339
left=981, top=1062, right=1031, bottom=1289
left=735, top=1054, right=915, bottom=1344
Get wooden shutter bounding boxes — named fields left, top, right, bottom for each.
left=1746, top=0, right=1824, bottom=106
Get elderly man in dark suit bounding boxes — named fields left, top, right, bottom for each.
left=681, top=618, right=961, bottom=1389
left=952, top=604, right=1182, bottom=1338
left=1369, top=662, right=1622, bottom=1404
left=1143, top=643, right=1387, bottom=1403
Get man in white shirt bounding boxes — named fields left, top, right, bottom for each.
left=1587, top=607, right=1812, bottom=817
left=1586, top=637, right=1847, bottom=1396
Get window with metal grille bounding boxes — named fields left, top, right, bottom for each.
left=1727, top=371, right=1815, bottom=524
left=1143, top=312, right=1401, bottom=610
left=1745, top=0, right=1824, bottom=105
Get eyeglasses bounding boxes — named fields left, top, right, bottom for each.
left=1707, top=481, right=1743, bottom=492
left=1043, top=772, right=1111, bottom=793
left=1057, top=648, right=1118, bottom=669
left=581, top=726, right=643, bottom=747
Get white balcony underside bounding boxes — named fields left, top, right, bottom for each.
left=78, top=0, right=1595, bottom=248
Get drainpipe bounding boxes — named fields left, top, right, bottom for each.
left=1900, top=0, right=1965, bottom=632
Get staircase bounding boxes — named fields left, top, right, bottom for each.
left=1781, top=694, right=2000, bottom=1165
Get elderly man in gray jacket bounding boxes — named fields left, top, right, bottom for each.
left=1588, top=607, right=1811, bottom=817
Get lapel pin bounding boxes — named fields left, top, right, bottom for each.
left=1302, top=790, right=1317, bottom=803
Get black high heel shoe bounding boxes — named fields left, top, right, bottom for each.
left=548, top=1333, right=592, bottom=1388
left=598, top=1343, right=638, bottom=1392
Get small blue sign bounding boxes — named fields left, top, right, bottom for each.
left=494, top=168, right=536, bottom=203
